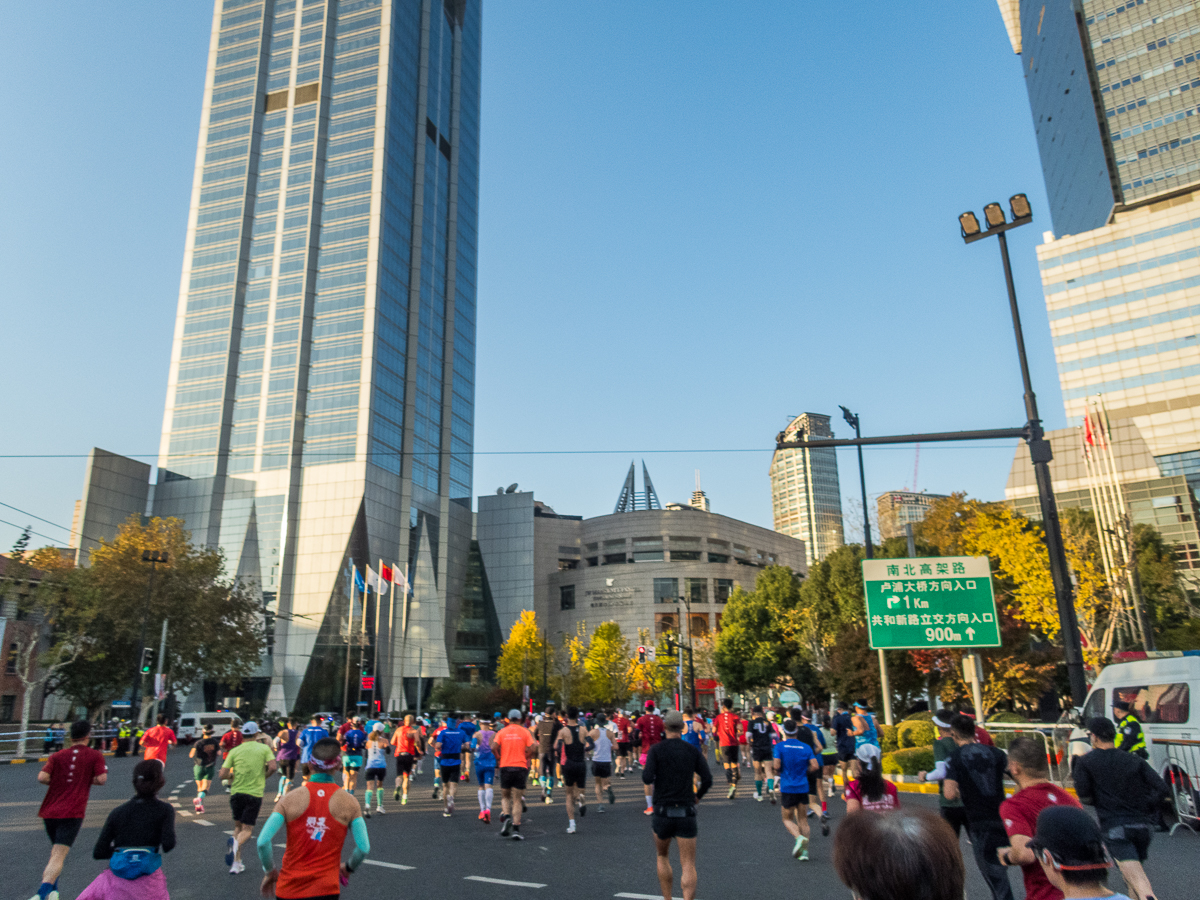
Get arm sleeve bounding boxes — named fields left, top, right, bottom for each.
left=160, top=805, right=177, bottom=854
left=92, top=810, right=118, bottom=860
left=348, top=816, right=370, bottom=871
left=641, top=747, right=656, bottom=786
left=923, top=760, right=949, bottom=782
left=256, top=812, right=285, bottom=872
left=1073, top=758, right=1095, bottom=805
left=695, top=747, right=713, bottom=800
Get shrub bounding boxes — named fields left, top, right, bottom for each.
left=898, top=720, right=935, bottom=748
left=882, top=746, right=935, bottom=776
left=903, top=710, right=936, bottom=722
left=880, top=724, right=899, bottom=753
left=988, top=711, right=1027, bottom=724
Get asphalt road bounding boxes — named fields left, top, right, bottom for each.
left=2, top=751, right=1197, bottom=900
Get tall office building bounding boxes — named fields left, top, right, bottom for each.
left=152, top=0, right=481, bottom=713
left=769, top=413, right=844, bottom=562
left=876, top=490, right=949, bottom=541
left=1002, top=1, right=1200, bottom=480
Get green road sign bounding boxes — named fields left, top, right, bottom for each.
left=861, top=556, right=1001, bottom=650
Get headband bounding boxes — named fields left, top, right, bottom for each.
left=308, top=754, right=342, bottom=771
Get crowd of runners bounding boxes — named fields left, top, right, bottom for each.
left=24, top=696, right=1173, bottom=900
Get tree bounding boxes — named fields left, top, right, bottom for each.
left=628, top=628, right=675, bottom=705
left=495, top=610, right=551, bottom=700
left=551, top=626, right=591, bottom=709
left=712, top=566, right=807, bottom=695
left=59, top=516, right=265, bottom=724
left=584, top=621, right=633, bottom=707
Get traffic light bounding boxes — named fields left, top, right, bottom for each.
left=140, top=648, right=155, bottom=675
left=637, top=646, right=646, bottom=664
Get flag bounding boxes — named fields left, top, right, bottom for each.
left=352, top=566, right=366, bottom=594
left=380, top=564, right=393, bottom=583
left=393, top=566, right=409, bottom=595
left=366, top=565, right=389, bottom=595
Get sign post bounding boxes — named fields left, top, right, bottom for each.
left=861, top=556, right=1001, bottom=650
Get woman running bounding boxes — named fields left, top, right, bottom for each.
left=362, top=724, right=389, bottom=818
left=273, top=720, right=301, bottom=801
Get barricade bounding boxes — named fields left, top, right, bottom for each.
left=1157, top=738, right=1200, bottom=834
left=978, top=722, right=1077, bottom=786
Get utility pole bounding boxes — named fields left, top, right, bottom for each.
left=152, top=618, right=168, bottom=722
left=131, top=550, right=167, bottom=725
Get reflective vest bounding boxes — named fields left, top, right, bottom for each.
left=1115, top=713, right=1148, bottom=759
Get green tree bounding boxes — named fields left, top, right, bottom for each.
left=712, top=566, right=805, bottom=694
left=584, top=621, right=632, bottom=707
left=495, top=610, right=551, bottom=700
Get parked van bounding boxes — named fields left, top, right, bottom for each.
left=1069, top=652, right=1199, bottom=817
left=176, top=711, right=243, bottom=744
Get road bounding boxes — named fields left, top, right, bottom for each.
left=1, top=751, right=1196, bottom=900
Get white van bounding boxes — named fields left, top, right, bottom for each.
left=1069, top=653, right=1199, bottom=816
left=176, top=712, right=243, bottom=744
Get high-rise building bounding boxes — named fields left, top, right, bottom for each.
left=1002, top=2, right=1200, bottom=472
left=876, top=490, right=949, bottom=541
left=150, top=0, right=482, bottom=713
left=769, top=413, right=844, bottom=562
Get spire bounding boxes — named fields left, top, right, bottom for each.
left=614, top=461, right=637, bottom=513
left=690, top=469, right=710, bottom=512
left=614, top=460, right=662, bottom=512
left=642, top=460, right=661, bottom=511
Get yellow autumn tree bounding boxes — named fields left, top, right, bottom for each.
left=495, top=610, right=552, bottom=696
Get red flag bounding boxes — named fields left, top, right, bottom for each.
left=381, top=564, right=393, bottom=583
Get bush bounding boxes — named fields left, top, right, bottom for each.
left=903, top=710, right=936, bottom=722
left=882, top=746, right=935, bottom=776
left=880, top=724, right=899, bottom=753
left=988, top=711, right=1027, bottom=724
left=898, top=720, right=935, bottom=748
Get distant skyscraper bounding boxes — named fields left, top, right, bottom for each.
left=153, top=0, right=482, bottom=713
left=770, top=413, right=844, bottom=562
left=1002, top=1, right=1200, bottom=479
left=876, top=490, right=949, bottom=541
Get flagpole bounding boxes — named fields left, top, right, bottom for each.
left=342, top=566, right=355, bottom=720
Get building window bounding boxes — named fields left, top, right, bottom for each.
left=586, top=557, right=599, bottom=567
left=689, top=614, right=709, bottom=637
left=685, top=578, right=708, bottom=604
left=671, top=550, right=701, bottom=561
left=585, top=543, right=598, bottom=552
left=603, top=539, right=626, bottom=549
left=655, top=612, right=678, bottom=636
left=633, top=550, right=664, bottom=561
left=558, top=559, right=579, bottom=571
left=5, top=644, right=17, bottom=675
left=653, top=578, right=678, bottom=604
left=560, top=585, right=576, bottom=611
left=603, top=553, right=628, bottom=565
left=0, top=695, right=12, bottom=723
left=707, top=553, right=729, bottom=563
left=714, top=579, right=734, bottom=603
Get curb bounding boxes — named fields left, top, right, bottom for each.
left=0, top=751, right=118, bottom=765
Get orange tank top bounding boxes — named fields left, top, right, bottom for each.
left=275, top=782, right=349, bottom=900
left=394, top=728, right=417, bottom=756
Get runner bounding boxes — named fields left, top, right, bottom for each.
left=554, top=706, right=589, bottom=833
left=361, top=723, right=389, bottom=818
left=635, top=701, right=665, bottom=768
left=794, top=719, right=828, bottom=833
left=844, top=744, right=899, bottom=812
left=434, top=712, right=466, bottom=817
left=536, top=705, right=562, bottom=804
left=613, top=709, right=633, bottom=777
left=339, top=718, right=367, bottom=797
left=850, top=700, right=879, bottom=751
left=773, top=719, right=820, bottom=860
left=943, top=714, right=1014, bottom=900
left=459, top=714, right=478, bottom=783
left=272, top=719, right=300, bottom=801
left=831, top=700, right=856, bottom=793
left=298, top=716, right=329, bottom=784
left=472, top=717, right=497, bottom=823
left=390, top=714, right=420, bottom=805
left=429, top=716, right=447, bottom=801
left=217, top=716, right=245, bottom=791
left=818, top=713, right=839, bottom=799
left=257, top=737, right=371, bottom=899
left=188, top=724, right=220, bottom=814
left=642, top=710, right=712, bottom=900
left=1023, top=806, right=1133, bottom=900
left=139, top=714, right=177, bottom=769
left=590, top=713, right=616, bottom=811
left=917, top=712, right=969, bottom=838
left=219, top=721, right=277, bottom=875
left=713, top=698, right=744, bottom=799
left=80, top=760, right=174, bottom=900
left=747, top=706, right=776, bottom=803
left=31, top=721, right=108, bottom=900
left=495, top=708, right=538, bottom=840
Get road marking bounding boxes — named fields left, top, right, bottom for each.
left=615, top=895, right=698, bottom=900
left=177, top=810, right=192, bottom=817
left=193, top=819, right=215, bottom=826
left=364, top=860, right=415, bottom=871
left=466, top=877, right=546, bottom=888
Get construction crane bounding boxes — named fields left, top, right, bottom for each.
left=910, top=444, right=920, bottom=492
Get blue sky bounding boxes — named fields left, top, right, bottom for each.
left=0, top=1, right=1057, bottom=553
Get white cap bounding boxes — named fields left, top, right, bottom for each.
left=242, top=722, right=260, bottom=735
left=372, top=722, right=385, bottom=732
left=855, top=743, right=881, bottom=764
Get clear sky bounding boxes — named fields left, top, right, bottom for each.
left=0, top=1, right=1059, bottom=553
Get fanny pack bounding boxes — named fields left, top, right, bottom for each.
left=110, top=848, right=162, bottom=880
left=655, top=804, right=696, bottom=818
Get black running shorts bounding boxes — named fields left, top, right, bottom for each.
left=277, top=759, right=297, bottom=779
left=750, top=747, right=773, bottom=763
left=500, top=766, right=528, bottom=791
left=617, top=741, right=632, bottom=756
left=43, top=817, right=82, bottom=847
left=394, top=753, right=414, bottom=775
left=721, top=746, right=740, bottom=764
left=363, top=767, right=387, bottom=782
left=230, top=792, right=263, bottom=826
left=440, top=764, right=461, bottom=782
left=1105, top=824, right=1151, bottom=862
left=780, top=791, right=809, bottom=809
left=540, top=752, right=556, bottom=775
left=651, top=810, right=698, bottom=840
left=563, top=762, right=586, bottom=789
left=591, top=761, right=612, bottom=779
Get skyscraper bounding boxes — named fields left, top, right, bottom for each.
left=1002, top=1, right=1200, bottom=484
left=154, top=0, right=481, bottom=713
left=769, top=413, right=844, bottom=562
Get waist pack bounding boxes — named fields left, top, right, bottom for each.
left=109, top=847, right=162, bottom=880
left=655, top=804, right=696, bottom=818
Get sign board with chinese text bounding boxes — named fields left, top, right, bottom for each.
left=361, top=676, right=375, bottom=691
left=861, top=556, right=1000, bottom=649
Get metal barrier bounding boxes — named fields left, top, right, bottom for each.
left=977, top=722, right=1078, bottom=787
left=0, top=726, right=120, bottom=758
left=1157, top=738, right=1200, bottom=834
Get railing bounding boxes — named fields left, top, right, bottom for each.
left=0, top=725, right=120, bottom=758
left=1158, top=738, right=1200, bottom=834
left=977, top=722, right=1079, bottom=787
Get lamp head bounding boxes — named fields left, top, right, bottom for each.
left=983, top=203, right=1006, bottom=229
left=1009, top=193, right=1032, bottom=220
left=959, top=211, right=981, bottom=238
left=839, top=405, right=857, bottom=428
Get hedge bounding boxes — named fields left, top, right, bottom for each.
left=879, top=724, right=898, bottom=753
left=903, top=710, right=936, bottom=722
left=898, top=720, right=935, bottom=748
left=882, top=746, right=935, bottom=776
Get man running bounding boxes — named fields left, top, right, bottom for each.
left=298, top=716, right=329, bottom=784
left=713, top=698, right=744, bottom=798
left=643, top=710, right=712, bottom=900
left=218, top=716, right=245, bottom=791
left=434, top=713, right=466, bottom=817
left=495, top=708, right=538, bottom=840
left=257, top=737, right=370, bottom=899
left=747, top=706, right=776, bottom=803
left=459, top=714, right=478, bottom=782
left=339, top=718, right=367, bottom=797
left=554, top=706, right=589, bottom=833
left=140, top=714, right=177, bottom=769
left=774, top=719, right=820, bottom=860
left=536, top=705, right=562, bottom=803
left=613, top=709, right=633, bottom=776
left=220, top=721, right=276, bottom=874
left=189, top=724, right=220, bottom=814
left=590, top=713, right=616, bottom=811
left=390, top=714, right=420, bottom=804
left=831, top=701, right=856, bottom=793
left=472, top=717, right=497, bottom=823
left=917, top=713, right=968, bottom=838
left=31, top=721, right=107, bottom=900
left=850, top=701, right=879, bottom=751
left=361, top=723, right=389, bottom=818
left=636, top=701, right=665, bottom=769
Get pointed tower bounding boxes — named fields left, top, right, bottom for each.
left=642, top=460, right=662, bottom=511
left=614, top=461, right=638, bottom=513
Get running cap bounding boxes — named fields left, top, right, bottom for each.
left=1086, top=716, right=1116, bottom=741
left=493, top=711, right=502, bottom=719
left=853, top=700, right=868, bottom=709
left=202, top=724, right=213, bottom=734
left=242, top=722, right=260, bottom=735
left=372, top=722, right=385, bottom=732
left=1028, top=806, right=1112, bottom=871
left=507, top=709, right=522, bottom=720
left=645, top=700, right=655, bottom=710
left=800, top=710, right=812, bottom=722
left=855, top=743, right=882, bottom=764
left=663, top=710, right=685, bottom=730
left=931, top=713, right=952, bottom=728
left=781, top=720, right=798, bottom=736
left=596, top=714, right=607, bottom=725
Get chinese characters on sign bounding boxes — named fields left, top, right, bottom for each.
left=860, top=556, right=1001, bottom=649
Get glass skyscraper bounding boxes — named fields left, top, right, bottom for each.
left=154, top=0, right=481, bottom=712
left=769, top=413, right=844, bottom=562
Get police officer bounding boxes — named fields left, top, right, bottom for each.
left=1113, top=697, right=1149, bottom=760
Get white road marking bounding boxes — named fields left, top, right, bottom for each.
left=177, top=810, right=193, bottom=817
left=363, top=860, right=415, bottom=871
left=466, top=877, right=546, bottom=888
left=193, top=819, right=215, bottom=826
left=615, top=895, right=698, bottom=900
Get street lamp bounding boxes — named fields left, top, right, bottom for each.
left=131, top=550, right=168, bottom=723
left=839, top=406, right=873, bottom=560
left=958, top=194, right=1088, bottom=707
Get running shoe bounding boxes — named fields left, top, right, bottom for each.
left=579, top=801, right=586, bottom=817
left=500, top=816, right=513, bottom=837
left=598, top=805, right=605, bottom=814
left=193, top=797, right=204, bottom=814
left=821, top=812, right=830, bottom=837
left=607, top=786, right=615, bottom=805
left=566, top=822, right=576, bottom=834
left=461, top=773, right=468, bottom=781
left=443, top=806, right=451, bottom=817
left=393, top=788, right=401, bottom=801
left=224, top=836, right=237, bottom=866
left=230, top=859, right=246, bottom=875
left=402, top=794, right=408, bottom=805
left=364, top=808, right=372, bottom=819
left=642, top=807, right=654, bottom=816
left=511, top=830, right=525, bottom=841
left=754, top=793, right=762, bottom=802
left=478, top=810, right=487, bottom=821
left=792, top=834, right=808, bottom=860
left=727, top=784, right=736, bottom=799
left=432, top=786, right=441, bottom=800
left=770, top=791, right=777, bottom=806
left=543, top=794, right=553, bottom=804
left=483, top=810, right=491, bottom=824
left=376, top=805, right=385, bottom=815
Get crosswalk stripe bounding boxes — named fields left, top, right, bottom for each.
left=193, top=819, right=215, bottom=826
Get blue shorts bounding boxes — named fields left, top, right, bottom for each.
left=476, top=766, right=495, bottom=785
left=343, top=755, right=363, bottom=770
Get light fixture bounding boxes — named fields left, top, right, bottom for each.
left=1010, top=193, right=1031, bottom=220
left=983, top=203, right=1006, bottom=229
left=959, top=211, right=981, bottom=237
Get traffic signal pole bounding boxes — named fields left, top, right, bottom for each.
left=131, top=551, right=167, bottom=725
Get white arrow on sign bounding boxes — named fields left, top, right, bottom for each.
left=965, top=627, right=975, bottom=640
left=887, top=596, right=900, bottom=608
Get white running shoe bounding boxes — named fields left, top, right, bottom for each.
left=566, top=822, right=576, bottom=834
left=230, top=859, right=246, bottom=875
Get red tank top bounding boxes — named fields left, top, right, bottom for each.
left=275, top=782, right=349, bottom=900
left=393, top=728, right=417, bottom=756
